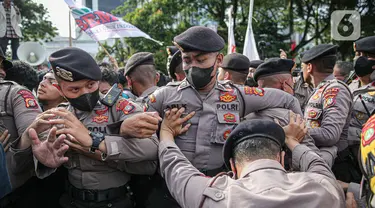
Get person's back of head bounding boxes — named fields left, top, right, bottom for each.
left=333, top=61, right=353, bottom=81
left=5, top=60, right=38, bottom=91
left=128, top=64, right=158, bottom=88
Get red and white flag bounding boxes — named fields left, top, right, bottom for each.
left=227, top=5, right=236, bottom=54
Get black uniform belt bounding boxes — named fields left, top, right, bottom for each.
left=199, top=166, right=227, bottom=177
left=66, top=182, right=130, bottom=202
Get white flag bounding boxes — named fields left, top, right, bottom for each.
left=227, top=6, right=236, bottom=54
left=64, top=0, right=161, bottom=44
left=243, top=0, right=259, bottom=60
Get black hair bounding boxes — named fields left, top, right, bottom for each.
left=5, top=60, right=38, bottom=91
left=100, top=66, right=118, bottom=86
left=233, top=138, right=280, bottom=166
left=335, top=61, right=353, bottom=77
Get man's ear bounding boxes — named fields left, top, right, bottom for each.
left=155, top=72, right=160, bottom=84
left=217, top=53, right=224, bottom=66
left=280, top=151, right=285, bottom=168
left=224, top=71, right=231, bottom=80
left=307, top=63, right=313, bottom=73
left=229, top=158, right=237, bottom=179
left=126, top=76, right=132, bottom=86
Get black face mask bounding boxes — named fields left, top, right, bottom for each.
left=66, top=89, right=100, bottom=112
left=355, top=56, right=375, bottom=77
left=185, top=60, right=216, bottom=90
left=244, top=77, right=258, bottom=87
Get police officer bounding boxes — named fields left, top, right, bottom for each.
left=168, top=50, right=185, bottom=82
left=158, top=108, right=345, bottom=208
left=124, top=52, right=159, bottom=108
left=148, top=26, right=301, bottom=174
left=349, top=36, right=375, bottom=92
left=346, top=53, right=375, bottom=184
left=217, top=53, right=250, bottom=85
left=143, top=26, right=301, bottom=207
left=245, top=60, right=263, bottom=87
left=302, top=44, right=353, bottom=168
left=0, top=48, right=42, bottom=207
left=247, top=58, right=321, bottom=163
left=13, top=47, right=158, bottom=208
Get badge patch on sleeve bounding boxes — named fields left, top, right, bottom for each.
left=244, top=87, right=264, bottom=96
left=362, top=127, right=375, bottom=147
left=93, top=106, right=109, bottom=123
left=308, top=110, right=318, bottom=119
left=116, top=99, right=136, bottom=114
left=17, top=90, right=38, bottom=108
left=220, top=91, right=237, bottom=102
left=323, top=95, right=336, bottom=108
left=223, top=113, right=237, bottom=123
left=223, top=129, right=231, bottom=140
left=149, top=94, right=156, bottom=103
left=323, top=88, right=340, bottom=97
left=310, top=120, right=320, bottom=128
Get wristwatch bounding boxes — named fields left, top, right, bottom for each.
left=89, top=131, right=105, bottom=153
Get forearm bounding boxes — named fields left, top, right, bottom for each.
left=17, top=130, right=32, bottom=150
left=309, top=127, right=340, bottom=147
left=292, top=144, right=335, bottom=179
left=102, top=135, right=158, bottom=162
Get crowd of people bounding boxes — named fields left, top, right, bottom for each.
left=0, top=24, right=375, bottom=208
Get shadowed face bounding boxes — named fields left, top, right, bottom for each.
left=37, top=72, right=64, bottom=102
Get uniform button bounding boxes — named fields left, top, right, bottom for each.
left=215, top=192, right=223, bottom=199
left=107, top=203, right=112, bottom=207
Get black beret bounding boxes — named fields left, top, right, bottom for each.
left=253, top=58, right=295, bottom=82
left=221, top=53, right=250, bottom=73
left=0, top=47, right=13, bottom=71
left=173, top=26, right=225, bottom=52
left=125, top=52, right=154, bottom=76
left=49, top=47, right=101, bottom=82
left=168, top=50, right=182, bottom=79
left=301, top=44, right=338, bottom=63
left=223, top=119, right=285, bottom=169
left=355, top=36, right=375, bottom=54
left=249, top=60, right=264, bottom=69
left=166, top=46, right=179, bottom=56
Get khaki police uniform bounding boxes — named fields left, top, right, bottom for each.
left=158, top=140, right=345, bottom=208
left=135, top=86, right=158, bottom=108
left=148, top=80, right=302, bottom=171
left=0, top=79, right=42, bottom=206
left=349, top=79, right=362, bottom=93
left=304, top=74, right=353, bottom=167
left=246, top=108, right=321, bottom=162
left=294, top=75, right=313, bottom=112
left=33, top=98, right=158, bottom=208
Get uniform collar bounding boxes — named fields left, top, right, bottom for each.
left=177, top=79, right=191, bottom=91
left=139, top=86, right=158, bottom=98
left=216, top=80, right=233, bottom=92
left=316, top=74, right=335, bottom=89
left=177, top=79, right=232, bottom=92
left=240, top=159, right=286, bottom=179
left=67, top=101, right=102, bottom=121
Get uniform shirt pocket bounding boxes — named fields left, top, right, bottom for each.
left=211, top=111, right=239, bottom=144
